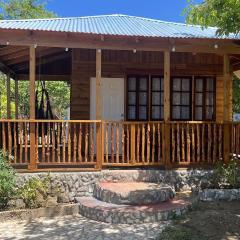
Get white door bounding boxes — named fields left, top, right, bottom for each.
left=90, top=78, right=124, bottom=120
left=90, top=77, right=124, bottom=155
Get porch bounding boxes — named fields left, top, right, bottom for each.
left=0, top=15, right=240, bottom=171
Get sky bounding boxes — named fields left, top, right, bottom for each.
left=46, top=0, right=203, bottom=23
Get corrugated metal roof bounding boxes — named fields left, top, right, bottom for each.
left=0, top=14, right=239, bottom=40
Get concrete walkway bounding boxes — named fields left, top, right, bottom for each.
left=0, top=214, right=169, bottom=240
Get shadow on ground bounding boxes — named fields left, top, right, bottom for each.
left=0, top=214, right=168, bottom=240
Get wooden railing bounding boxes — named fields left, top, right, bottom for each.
left=169, top=122, right=224, bottom=166
left=102, top=121, right=165, bottom=166
left=0, top=119, right=238, bottom=171
left=0, top=120, right=101, bottom=171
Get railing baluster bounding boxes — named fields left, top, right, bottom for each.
left=171, top=123, right=175, bottom=163
left=47, top=122, right=50, bottom=163
left=213, top=124, right=216, bottom=163
left=24, top=122, right=28, bottom=163
left=8, top=122, right=12, bottom=162
left=121, top=124, right=125, bottom=163
left=177, top=123, right=180, bottom=163
left=192, top=124, right=195, bottom=163
left=141, top=124, right=145, bottom=162
left=111, top=123, right=114, bottom=163
left=105, top=123, right=108, bottom=163
left=90, top=123, right=94, bottom=163
left=84, top=124, right=88, bottom=162
left=78, top=123, right=82, bottom=162
left=187, top=124, right=190, bottom=163
left=68, top=123, right=72, bottom=162
left=52, top=122, right=56, bottom=163
left=208, top=123, right=211, bottom=163
left=19, top=122, right=23, bottom=164
left=151, top=123, right=155, bottom=163
left=73, top=123, right=77, bottom=162
left=13, top=122, right=17, bottom=164
left=42, top=122, right=45, bottom=163
left=57, top=123, right=61, bottom=163
left=116, top=123, right=119, bottom=163
left=201, top=124, right=205, bottom=162
left=136, top=124, right=140, bottom=163
left=62, top=122, right=66, bottom=163
left=158, top=123, right=161, bottom=163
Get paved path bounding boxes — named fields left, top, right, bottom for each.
left=0, top=214, right=169, bottom=240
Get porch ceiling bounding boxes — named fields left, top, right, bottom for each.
left=0, top=45, right=71, bottom=80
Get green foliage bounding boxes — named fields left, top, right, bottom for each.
left=0, top=0, right=56, bottom=20
left=0, top=150, right=16, bottom=209
left=0, top=77, right=70, bottom=119
left=212, top=159, right=240, bottom=188
left=233, top=76, right=240, bottom=114
left=18, top=174, right=50, bottom=208
left=185, top=0, right=240, bottom=36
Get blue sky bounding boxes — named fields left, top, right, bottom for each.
left=47, top=0, right=202, bottom=23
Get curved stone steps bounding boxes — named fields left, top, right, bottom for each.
left=93, top=182, right=175, bottom=205
left=76, top=195, right=192, bottom=224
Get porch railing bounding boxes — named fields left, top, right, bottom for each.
left=0, top=120, right=238, bottom=171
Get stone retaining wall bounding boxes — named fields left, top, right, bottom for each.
left=17, top=170, right=213, bottom=201
left=199, top=189, right=240, bottom=201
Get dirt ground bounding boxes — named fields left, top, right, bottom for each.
left=158, top=201, right=240, bottom=240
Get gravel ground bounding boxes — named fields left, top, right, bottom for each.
left=0, top=214, right=169, bottom=240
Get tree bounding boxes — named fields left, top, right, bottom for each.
left=0, top=0, right=56, bottom=19
left=0, top=0, right=70, bottom=119
left=185, top=0, right=240, bottom=36
left=185, top=0, right=240, bottom=114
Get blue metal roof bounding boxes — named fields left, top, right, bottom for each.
left=0, top=14, right=239, bottom=40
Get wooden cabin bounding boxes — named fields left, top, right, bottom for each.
left=0, top=14, right=239, bottom=172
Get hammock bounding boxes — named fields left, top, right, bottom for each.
left=35, top=81, right=55, bottom=120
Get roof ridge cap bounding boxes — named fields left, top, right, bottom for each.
left=0, top=14, right=128, bottom=22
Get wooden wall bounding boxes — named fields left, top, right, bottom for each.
left=71, top=49, right=231, bottom=121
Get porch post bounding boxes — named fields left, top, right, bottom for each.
left=223, top=54, right=231, bottom=164
left=29, top=45, right=37, bottom=170
left=15, top=78, right=18, bottom=119
left=6, top=72, right=11, bottom=119
left=96, top=49, right=103, bottom=169
left=163, top=50, right=171, bottom=168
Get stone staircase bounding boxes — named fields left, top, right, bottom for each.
left=75, top=182, right=194, bottom=224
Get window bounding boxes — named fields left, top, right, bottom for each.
left=127, top=76, right=149, bottom=120
left=194, top=77, right=215, bottom=120
left=151, top=76, right=164, bottom=120
left=171, top=77, right=191, bottom=120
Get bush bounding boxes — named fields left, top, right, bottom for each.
left=0, top=151, right=16, bottom=210
left=18, top=174, right=51, bottom=208
left=211, top=160, right=240, bottom=188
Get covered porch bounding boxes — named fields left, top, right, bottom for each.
left=0, top=16, right=239, bottom=171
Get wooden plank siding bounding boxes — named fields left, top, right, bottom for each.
left=71, top=49, right=230, bottom=121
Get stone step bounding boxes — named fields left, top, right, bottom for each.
left=93, top=182, right=175, bottom=205
left=76, top=194, right=192, bottom=224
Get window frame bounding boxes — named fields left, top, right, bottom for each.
left=126, top=75, right=149, bottom=121
left=170, top=76, right=192, bottom=121
left=150, top=75, right=164, bottom=121
left=193, top=76, right=216, bottom=121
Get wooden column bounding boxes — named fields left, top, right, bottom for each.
left=96, top=49, right=103, bottom=169
left=6, top=73, right=11, bottom=119
left=163, top=51, right=171, bottom=168
left=15, top=79, right=18, bottom=119
left=29, top=46, right=37, bottom=170
left=223, top=54, right=231, bottom=164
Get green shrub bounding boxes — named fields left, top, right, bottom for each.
left=19, top=174, right=50, bottom=208
left=212, top=159, right=240, bottom=188
left=0, top=150, right=16, bottom=210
